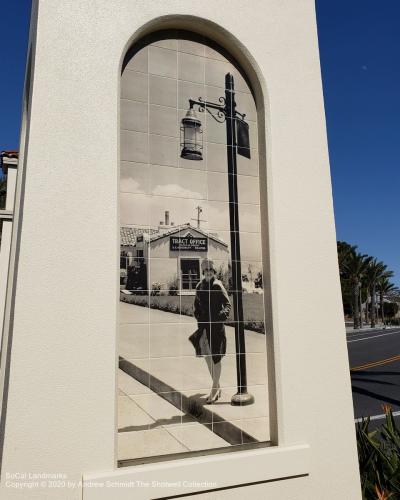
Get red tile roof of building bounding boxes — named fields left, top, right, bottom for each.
left=0, top=151, right=19, bottom=159
left=1, top=151, right=19, bottom=175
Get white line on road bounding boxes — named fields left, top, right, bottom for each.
left=355, top=410, right=400, bottom=423
left=347, top=330, right=400, bottom=343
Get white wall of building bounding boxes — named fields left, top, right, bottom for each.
left=0, top=1, right=361, bottom=499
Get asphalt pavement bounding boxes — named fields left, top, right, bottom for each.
left=347, top=327, right=400, bottom=430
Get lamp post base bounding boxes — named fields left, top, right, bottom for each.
left=231, top=391, right=255, bottom=406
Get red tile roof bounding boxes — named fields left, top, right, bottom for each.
left=0, top=151, right=19, bottom=159
left=1, top=151, right=19, bottom=175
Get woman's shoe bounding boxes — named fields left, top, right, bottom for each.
left=205, top=388, right=221, bottom=404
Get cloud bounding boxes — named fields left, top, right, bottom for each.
left=361, top=65, right=368, bottom=71
left=152, top=183, right=203, bottom=199
left=120, top=178, right=142, bottom=193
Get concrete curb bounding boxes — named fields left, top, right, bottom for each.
left=119, top=356, right=258, bottom=446
left=346, top=326, right=400, bottom=337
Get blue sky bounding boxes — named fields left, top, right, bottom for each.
left=0, top=1, right=399, bottom=285
left=316, top=0, right=400, bottom=285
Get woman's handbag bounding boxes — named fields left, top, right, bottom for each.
left=188, top=328, right=203, bottom=356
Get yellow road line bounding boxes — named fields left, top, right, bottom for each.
left=351, top=354, right=400, bottom=372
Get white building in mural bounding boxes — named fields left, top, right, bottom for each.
left=121, top=211, right=229, bottom=293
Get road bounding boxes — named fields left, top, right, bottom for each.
left=347, top=328, right=400, bottom=429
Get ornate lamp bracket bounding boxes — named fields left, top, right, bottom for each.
left=189, top=97, right=226, bottom=123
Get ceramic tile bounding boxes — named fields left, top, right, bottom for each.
left=167, top=423, right=229, bottom=451
left=118, top=369, right=151, bottom=396
left=121, top=100, right=148, bottom=133
left=217, top=354, right=242, bottom=388
left=240, top=259, right=263, bottom=285
left=209, top=386, right=246, bottom=422
left=246, top=353, right=268, bottom=386
left=206, top=142, right=227, bottom=173
left=178, top=80, right=206, bottom=110
left=240, top=385, right=269, bottom=419
left=178, top=52, right=205, bottom=85
left=207, top=171, right=229, bottom=202
left=148, top=258, right=180, bottom=298
left=120, top=162, right=150, bottom=195
left=120, top=193, right=151, bottom=226
left=243, top=321, right=267, bottom=351
left=121, top=71, right=148, bottom=103
left=149, top=322, right=184, bottom=357
left=237, top=174, right=260, bottom=205
left=132, top=392, right=184, bottom=425
left=120, top=130, right=149, bottom=163
left=205, top=111, right=227, bottom=145
left=149, top=46, right=177, bottom=79
left=149, top=134, right=178, bottom=167
left=205, top=58, right=233, bottom=89
left=235, top=91, right=257, bottom=122
left=206, top=201, right=230, bottom=232
left=125, top=47, right=148, bottom=73
left=152, top=39, right=177, bottom=50
left=204, top=45, right=227, bottom=62
left=240, top=232, right=262, bottom=262
left=149, top=105, right=178, bottom=137
left=237, top=148, right=259, bottom=177
left=149, top=75, right=177, bottom=108
left=178, top=39, right=205, bottom=57
left=118, top=428, right=187, bottom=461
left=230, top=67, right=252, bottom=94
left=180, top=355, right=219, bottom=392
left=118, top=358, right=150, bottom=394
left=247, top=120, right=258, bottom=150
left=149, top=356, right=183, bottom=391
left=238, top=203, right=261, bottom=233
left=119, top=323, right=150, bottom=359
left=119, top=291, right=150, bottom=325
left=149, top=196, right=208, bottom=230
left=241, top=417, right=270, bottom=443
left=150, top=165, right=207, bottom=200
left=118, top=395, right=153, bottom=430
left=149, top=299, right=181, bottom=324
left=181, top=388, right=213, bottom=423
left=212, top=421, right=243, bottom=445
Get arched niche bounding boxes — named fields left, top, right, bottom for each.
left=118, top=29, right=276, bottom=467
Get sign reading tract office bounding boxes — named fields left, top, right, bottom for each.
left=170, top=235, right=208, bottom=252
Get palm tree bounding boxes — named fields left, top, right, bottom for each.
left=366, top=259, right=388, bottom=328
left=337, top=242, right=358, bottom=318
left=337, top=241, right=357, bottom=275
left=377, top=276, right=397, bottom=324
left=343, top=249, right=372, bottom=329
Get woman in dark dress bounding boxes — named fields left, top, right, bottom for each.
left=194, top=259, right=231, bottom=404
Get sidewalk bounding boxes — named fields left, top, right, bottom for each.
left=346, top=324, right=398, bottom=335
left=118, top=301, right=270, bottom=462
left=118, top=369, right=229, bottom=463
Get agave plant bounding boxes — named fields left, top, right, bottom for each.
left=357, top=406, right=400, bottom=499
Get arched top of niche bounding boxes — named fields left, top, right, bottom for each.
left=122, top=29, right=255, bottom=100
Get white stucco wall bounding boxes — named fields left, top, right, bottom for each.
left=0, top=1, right=361, bottom=499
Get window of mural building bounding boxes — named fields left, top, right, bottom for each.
left=118, top=31, right=270, bottom=465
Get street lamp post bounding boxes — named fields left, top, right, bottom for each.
left=181, top=73, right=254, bottom=406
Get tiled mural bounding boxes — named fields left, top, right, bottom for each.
left=118, top=32, right=269, bottom=464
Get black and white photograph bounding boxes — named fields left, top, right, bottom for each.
left=118, top=32, right=269, bottom=464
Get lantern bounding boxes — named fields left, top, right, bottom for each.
left=180, top=108, right=203, bottom=160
